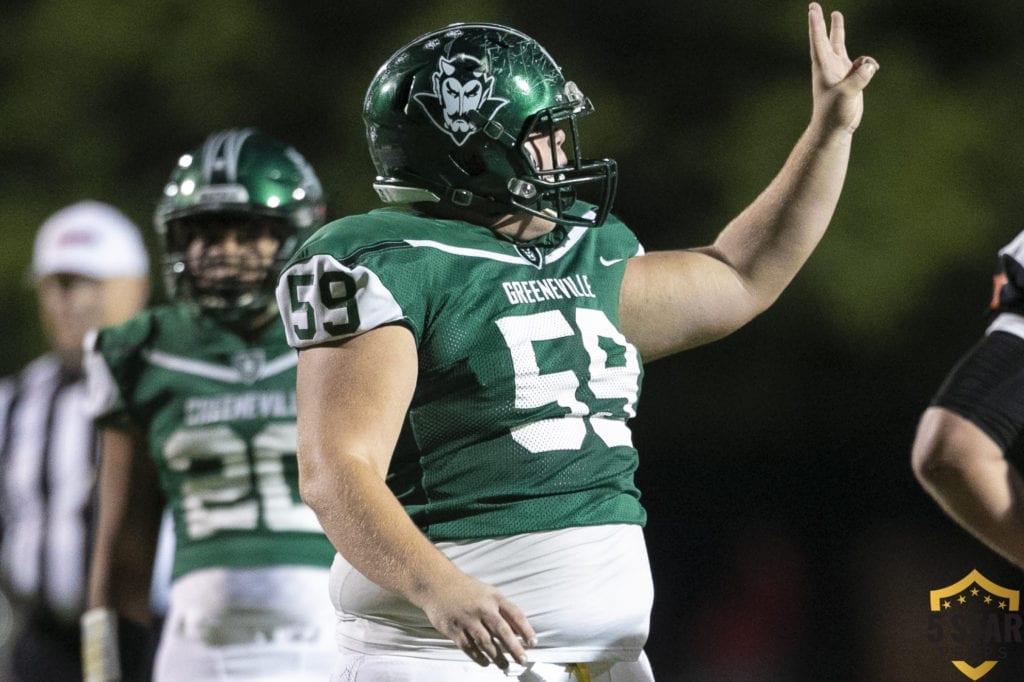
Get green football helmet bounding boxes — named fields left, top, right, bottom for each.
left=154, top=128, right=326, bottom=323
left=364, top=23, right=617, bottom=227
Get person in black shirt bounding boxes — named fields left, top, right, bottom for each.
left=913, top=230, right=1024, bottom=568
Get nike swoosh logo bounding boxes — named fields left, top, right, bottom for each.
left=599, top=256, right=624, bottom=266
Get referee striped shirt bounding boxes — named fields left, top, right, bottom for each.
left=0, top=353, right=95, bottom=621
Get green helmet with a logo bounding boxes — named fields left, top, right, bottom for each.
left=154, top=128, right=326, bottom=323
left=364, top=23, right=617, bottom=227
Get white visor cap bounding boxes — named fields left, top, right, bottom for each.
left=32, top=200, right=149, bottom=280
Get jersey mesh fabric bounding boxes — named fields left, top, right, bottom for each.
left=89, top=303, right=334, bottom=579
left=278, top=206, right=647, bottom=540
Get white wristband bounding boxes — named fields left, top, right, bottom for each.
left=81, top=607, right=122, bottom=682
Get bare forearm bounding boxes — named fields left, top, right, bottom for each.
left=88, top=509, right=156, bottom=622
left=619, top=7, right=875, bottom=361
left=296, top=330, right=535, bottom=668
left=87, top=428, right=160, bottom=624
left=708, top=3, right=876, bottom=311
left=296, top=332, right=454, bottom=604
left=710, top=124, right=853, bottom=311
left=88, top=560, right=154, bottom=625
left=303, top=452, right=535, bottom=667
left=303, top=454, right=459, bottom=608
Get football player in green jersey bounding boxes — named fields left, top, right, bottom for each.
left=277, top=6, right=877, bottom=681
left=82, top=129, right=337, bottom=681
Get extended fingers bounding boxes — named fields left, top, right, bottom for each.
left=473, top=605, right=535, bottom=668
left=500, top=602, right=537, bottom=662
left=809, top=4, right=851, bottom=63
left=456, top=624, right=503, bottom=668
left=808, top=2, right=829, bottom=65
left=454, top=610, right=535, bottom=668
left=458, top=622, right=520, bottom=663
left=460, top=636, right=493, bottom=668
left=829, top=10, right=849, bottom=59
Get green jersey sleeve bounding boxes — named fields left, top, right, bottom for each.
left=85, top=303, right=334, bottom=579
left=85, top=310, right=159, bottom=430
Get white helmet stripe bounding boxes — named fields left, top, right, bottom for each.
left=201, top=128, right=256, bottom=183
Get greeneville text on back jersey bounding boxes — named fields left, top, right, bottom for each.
left=87, top=304, right=334, bottom=579
left=276, top=205, right=646, bottom=540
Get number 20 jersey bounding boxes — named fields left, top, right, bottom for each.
left=86, top=303, right=334, bottom=580
left=276, top=206, right=647, bottom=541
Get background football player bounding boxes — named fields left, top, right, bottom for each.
left=278, top=5, right=876, bottom=682
left=913, top=230, right=1024, bottom=568
left=82, top=128, right=336, bottom=681
left=0, top=201, right=149, bottom=681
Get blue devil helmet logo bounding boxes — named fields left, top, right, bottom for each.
left=413, top=54, right=508, bottom=146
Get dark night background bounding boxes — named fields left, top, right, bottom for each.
left=3, top=1, right=1024, bottom=679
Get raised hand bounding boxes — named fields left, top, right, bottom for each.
left=808, top=3, right=878, bottom=134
